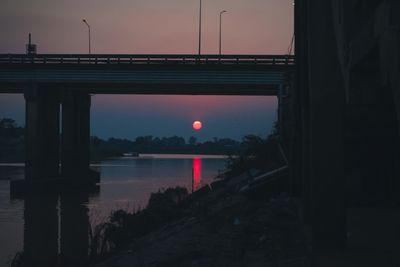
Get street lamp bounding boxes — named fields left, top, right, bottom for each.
left=198, top=0, right=202, bottom=56
left=219, top=10, right=227, bottom=56
left=287, top=1, right=295, bottom=55
left=82, top=19, right=91, bottom=54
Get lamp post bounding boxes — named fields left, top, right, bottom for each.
left=219, top=10, right=227, bottom=56
left=198, top=0, right=202, bottom=56
left=82, top=19, right=91, bottom=54
left=288, top=1, right=295, bottom=55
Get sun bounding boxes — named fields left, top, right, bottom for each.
left=193, top=120, right=202, bottom=131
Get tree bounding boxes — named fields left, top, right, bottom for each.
left=188, top=136, right=197, bottom=146
left=0, top=118, right=17, bottom=129
left=0, top=118, right=20, bottom=138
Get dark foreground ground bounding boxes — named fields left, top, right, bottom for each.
left=313, top=207, right=400, bottom=267
left=94, top=170, right=400, bottom=267
left=95, top=172, right=310, bottom=267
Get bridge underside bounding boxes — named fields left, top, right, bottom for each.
left=0, top=64, right=290, bottom=95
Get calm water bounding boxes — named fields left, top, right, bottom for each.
left=0, top=154, right=226, bottom=266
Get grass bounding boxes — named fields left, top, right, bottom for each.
left=89, top=186, right=190, bottom=262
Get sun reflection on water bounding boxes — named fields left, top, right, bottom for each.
left=192, top=158, right=202, bottom=192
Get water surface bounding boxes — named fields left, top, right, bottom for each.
left=0, top=154, right=226, bottom=266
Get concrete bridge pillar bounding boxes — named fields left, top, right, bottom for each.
left=306, top=0, right=347, bottom=249
left=61, top=91, right=91, bottom=179
left=60, top=192, right=90, bottom=266
left=24, top=87, right=60, bottom=180
left=23, top=194, right=59, bottom=266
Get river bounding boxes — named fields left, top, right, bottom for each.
left=0, top=154, right=227, bottom=266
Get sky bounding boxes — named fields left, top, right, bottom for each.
left=0, top=0, right=293, bottom=141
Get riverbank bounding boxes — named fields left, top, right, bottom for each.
left=94, top=170, right=309, bottom=267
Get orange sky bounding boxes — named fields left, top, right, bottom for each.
left=0, top=0, right=294, bottom=54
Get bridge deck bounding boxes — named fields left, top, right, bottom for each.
left=0, top=54, right=294, bottom=95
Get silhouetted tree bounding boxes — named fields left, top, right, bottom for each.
left=0, top=118, right=24, bottom=162
left=188, top=136, right=197, bottom=145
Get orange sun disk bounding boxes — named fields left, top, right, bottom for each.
left=193, top=120, right=202, bottom=130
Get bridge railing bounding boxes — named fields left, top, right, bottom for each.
left=0, top=54, right=295, bottom=66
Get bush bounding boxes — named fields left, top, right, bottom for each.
left=89, top=186, right=189, bottom=262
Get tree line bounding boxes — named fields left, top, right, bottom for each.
left=0, top=118, right=25, bottom=162
left=0, top=117, right=247, bottom=162
left=0, top=117, right=282, bottom=167
left=90, top=135, right=241, bottom=160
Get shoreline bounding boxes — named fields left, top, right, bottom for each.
left=0, top=153, right=231, bottom=166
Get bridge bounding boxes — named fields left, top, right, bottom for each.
left=0, top=54, right=294, bottom=95
left=0, top=53, right=294, bottom=193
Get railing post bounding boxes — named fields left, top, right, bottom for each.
left=1, top=53, right=295, bottom=67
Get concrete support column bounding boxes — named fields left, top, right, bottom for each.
left=295, top=0, right=312, bottom=221
left=24, top=194, right=59, bottom=266
left=61, top=91, right=91, bottom=179
left=60, top=192, right=90, bottom=266
left=24, top=87, right=60, bottom=180
left=277, top=84, right=284, bottom=135
left=308, top=0, right=347, bottom=248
